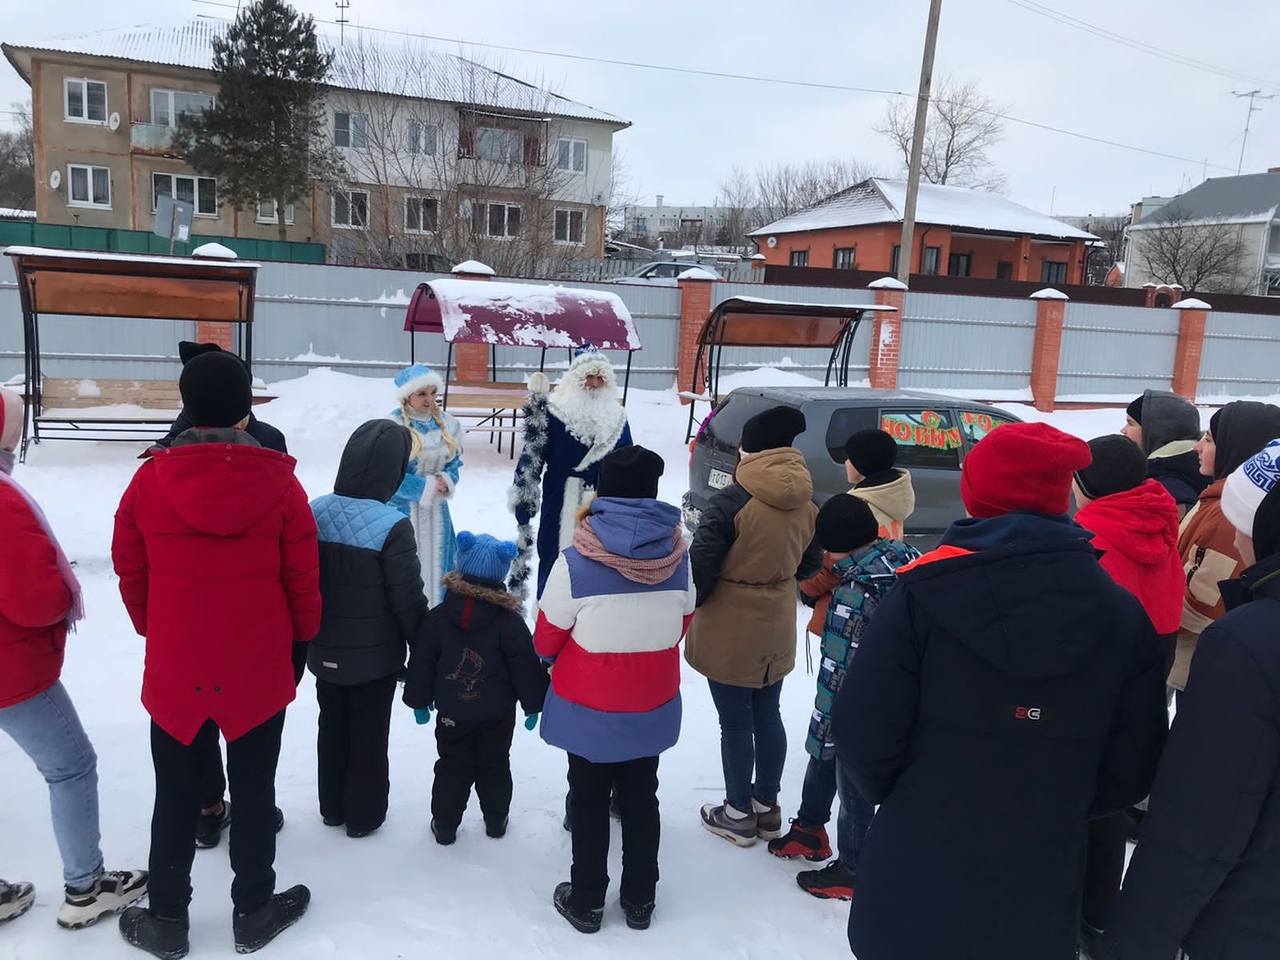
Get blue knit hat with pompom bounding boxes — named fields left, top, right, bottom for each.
left=455, top=531, right=519, bottom=583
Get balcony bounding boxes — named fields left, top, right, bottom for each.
left=130, top=122, right=180, bottom=156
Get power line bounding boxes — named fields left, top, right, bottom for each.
left=188, top=0, right=1239, bottom=174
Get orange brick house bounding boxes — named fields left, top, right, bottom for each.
left=750, top=178, right=1098, bottom=285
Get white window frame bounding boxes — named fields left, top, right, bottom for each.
left=554, top=208, right=585, bottom=246
left=404, top=195, right=439, bottom=234
left=150, top=89, right=214, bottom=128
left=67, top=164, right=111, bottom=209
left=334, top=112, right=368, bottom=150
left=332, top=189, right=370, bottom=229
left=406, top=120, right=438, bottom=157
left=475, top=126, right=524, bottom=164
left=256, top=199, right=296, bottom=225
left=555, top=137, right=588, bottom=175
left=473, top=201, right=521, bottom=239
left=64, top=78, right=107, bottom=124
left=152, top=173, right=218, bottom=217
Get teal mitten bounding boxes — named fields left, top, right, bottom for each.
left=414, top=706, right=432, bottom=725
left=523, top=712, right=540, bottom=731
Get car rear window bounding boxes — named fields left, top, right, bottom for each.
left=958, top=409, right=1017, bottom=445
left=702, top=393, right=774, bottom=454
left=825, top=406, right=879, bottom=462
left=879, top=407, right=963, bottom=469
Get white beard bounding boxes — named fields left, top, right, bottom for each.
left=548, top=382, right=625, bottom=447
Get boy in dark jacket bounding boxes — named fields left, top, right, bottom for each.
left=308, top=420, right=427, bottom=838
left=832, top=422, right=1169, bottom=960
left=403, top=532, right=548, bottom=844
left=1108, top=439, right=1280, bottom=960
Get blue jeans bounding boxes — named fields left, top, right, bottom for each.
left=0, top=682, right=104, bottom=889
left=707, top=679, right=787, bottom=812
left=795, top=754, right=874, bottom=871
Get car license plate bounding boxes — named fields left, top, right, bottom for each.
left=708, top=467, right=733, bottom=490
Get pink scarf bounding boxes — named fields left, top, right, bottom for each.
left=0, top=470, right=84, bottom=629
left=572, top=519, right=687, bottom=585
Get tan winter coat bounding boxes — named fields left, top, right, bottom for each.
left=686, top=448, right=820, bottom=688
left=849, top=469, right=916, bottom=540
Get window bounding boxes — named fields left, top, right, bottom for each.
left=891, top=245, right=901, bottom=274
left=833, top=247, right=857, bottom=271
left=1042, top=260, right=1068, bottom=284
left=472, top=201, right=521, bottom=238
left=948, top=253, right=972, bottom=278
left=824, top=406, right=879, bottom=463
left=996, top=261, right=1014, bottom=280
left=332, top=189, right=369, bottom=228
left=64, top=78, right=107, bottom=123
left=958, top=409, right=1016, bottom=446
left=67, top=164, right=111, bottom=208
left=407, top=120, right=438, bottom=156
left=475, top=126, right=524, bottom=164
left=789, top=250, right=810, bottom=267
left=879, top=407, right=962, bottom=469
left=405, top=196, right=439, bottom=234
left=153, top=173, right=217, bottom=217
left=554, top=209, right=585, bottom=245
left=256, top=199, right=295, bottom=224
left=923, top=246, right=942, bottom=276
left=555, top=137, right=587, bottom=174
left=702, top=393, right=779, bottom=457
left=150, top=89, right=213, bottom=127
left=334, top=112, right=367, bottom=149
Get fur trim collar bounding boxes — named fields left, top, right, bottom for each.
left=442, top=571, right=523, bottom=611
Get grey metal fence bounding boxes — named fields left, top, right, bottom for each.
left=1200, top=311, right=1280, bottom=399
left=1057, top=303, right=1179, bottom=399
left=897, top=293, right=1037, bottom=392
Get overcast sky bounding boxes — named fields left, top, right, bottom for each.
left=4, top=0, right=1280, bottom=217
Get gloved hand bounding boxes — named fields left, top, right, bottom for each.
left=414, top=706, right=432, bottom=725
left=523, top=712, right=540, bottom=731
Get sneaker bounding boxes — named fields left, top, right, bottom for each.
left=796, top=861, right=855, bottom=901
left=195, top=801, right=231, bottom=849
left=768, top=822, right=833, bottom=861
left=753, top=798, right=783, bottom=840
left=430, top=819, right=457, bottom=846
left=0, top=879, right=35, bottom=924
left=485, top=816, right=509, bottom=839
left=233, top=884, right=310, bottom=954
left=552, top=882, right=602, bottom=934
left=58, top=870, right=149, bottom=930
left=118, top=907, right=190, bottom=959
left=700, top=802, right=758, bottom=847
left=619, top=897, right=654, bottom=931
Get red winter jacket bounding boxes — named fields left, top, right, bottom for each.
left=112, top=439, right=321, bottom=745
left=0, top=481, right=73, bottom=709
left=1075, top=479, right=1184, bottom=635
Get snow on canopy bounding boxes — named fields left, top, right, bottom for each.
left=404, top=278, right=641, bottom=351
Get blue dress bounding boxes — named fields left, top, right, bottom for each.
left=389, top=409, right=464, bottom=606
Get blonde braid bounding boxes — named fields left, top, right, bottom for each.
left=398, top=401, right=425, bottom=461
left=429, top=406, right=461, bottom=460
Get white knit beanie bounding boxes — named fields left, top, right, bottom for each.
left=1222, top=438, right=1280, bottom=536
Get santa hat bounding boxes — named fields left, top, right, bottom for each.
left=394, top=363, right=444, bottom=401
left=0, top=385, right=23, bottom=455
left=961, top=421, right=1092, bottom=518
left=1222, top=438, right=1280, bottom=540
left=565, top=344, right=615, bottom=384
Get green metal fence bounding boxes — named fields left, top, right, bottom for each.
left=0, top=220, right=326, bottom=263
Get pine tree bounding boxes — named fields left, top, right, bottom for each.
left=176, top=0, right=340, bottom=241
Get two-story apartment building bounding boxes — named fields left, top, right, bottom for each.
left=1, top=19, right=630, bottom=266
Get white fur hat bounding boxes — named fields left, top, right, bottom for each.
left=395, top=363, right=445, bottom=402
left=565, top=345, right=615, bottom=384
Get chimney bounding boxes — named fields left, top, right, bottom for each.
left=656, top=195, right=664, bottom=209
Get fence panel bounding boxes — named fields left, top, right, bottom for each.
left=898, top=293, right=1037, bottom=392
left=1057, top=304, right=1179, bottom=399
left=1200, top=311, right=1280, bottom=398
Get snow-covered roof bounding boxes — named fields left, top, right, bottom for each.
left=2, top=245, right=259, bottom=269
left=0, top=207, right=35, bottom=219
left=3, top=18, right=628, bottom=128
left=750, top=179, right=1097, bottom=243
left=1127, top=173, right=1280, bottom=231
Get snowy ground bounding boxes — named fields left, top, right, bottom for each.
left=0, top=369, right=1179, bottom=959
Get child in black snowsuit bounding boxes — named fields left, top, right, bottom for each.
left=403, top=532, right=548, bottom=843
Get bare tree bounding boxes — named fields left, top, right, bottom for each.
left=1134, top=206, right=1250, bottom=293
left=605, top=146, right=640, bottom=237
left=0, top=102, right=35, bottom=211
left=877, top=77, right=1007, bottom=192
left=1079, top=214, right=1129, bottom=284
left=713, top=157, right=878, bottom=247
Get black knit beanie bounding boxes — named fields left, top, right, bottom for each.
left=815, top=494, right=879, bottom=553
left=179, top=351, right=253, bottom=429
left=597, top=445, right=665, bottom=500
left=1126, top=395, right=1144, bottom=424
left=740, top=406, right=807, bottom=454
left=845, top=429, right=898, bottom=476
left=1074, top=435, right=1147, bottom=500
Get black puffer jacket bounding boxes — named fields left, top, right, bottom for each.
left=403, top=573, right=548, bottom=724
left=307, top=420, right=426, bottom=685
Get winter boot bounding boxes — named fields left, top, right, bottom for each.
left=752, top=798, right=783, bottom=840
left=430, top=819, right=457, bottom=846
left=118, top=907, right=190, bottom=960
left=1079, top=921, right=1106, bottom=960
left=485, top=816, right=509, bottom=839
left=768, top=822, right=833, bottom=861
left=0, top=880, right=35, bottom=924
left=552, top=882, right=602, bottom=934
left=700, top=802, right=758, bottom=847
left=620, top=897, right=654, bottom=931
left=195, top=801, right=231, bottom=849
left=322, top=816, right=344, bottom=828
left=58, top=870, right=149, bottom=929
left=796, top=861, right=856, bottom=901
left=232, top=885, right=310, bottom=954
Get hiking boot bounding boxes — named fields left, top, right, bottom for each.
left=485, top=816, right=509, bottom=839
left=118, top=907, right=190, bottom=959
left=768, top=822, right=833, bottom=861
left=753, top=798, right=783, bottom=840
left=232, top=885, right=310, bottom=954
left=620, top=897, right=654, bottom=931
left=195, top=801, right=231, bottom=849
left=796, top=861, right=855, bottom=901
left=430, top=819, right=457, bottom=846
left=0, top=879, right=35, bottom=924
left=58, top=870, right=149, bottom=929
left=700, top=802, right=758, bottom=847
left=552, top=882, right=602, bottom=934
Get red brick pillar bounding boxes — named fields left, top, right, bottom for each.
left=676, top=273, right=716, bottom=404
left=1171, top=298, right=1212, bottom=401
left=451, top=261, right=494, bottom=383
left=195, top=321, right=234, bottom=350
left=1030, top=289, right=1069, bottom=413
left=867, top=277, right=906, bottom=389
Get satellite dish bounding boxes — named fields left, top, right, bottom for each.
left=766, top=236, right=778, bottom=248
left=48, top=170, right=61, bottom=190
left=108, top=112, right=121, bottom=132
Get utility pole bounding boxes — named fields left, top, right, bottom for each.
left=1232, top=89, right=1274, bottom=176
left=335, top=0, right=351, bottom=44
left=897, top=0, right=944, bottom=284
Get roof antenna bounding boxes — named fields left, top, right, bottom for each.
left=1231, top=89, right=1275, bottom=176
left=335, top=0, right=350, bottom=44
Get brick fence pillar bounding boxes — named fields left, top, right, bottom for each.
left=195, top=320, right=234, bottom=351
left=1171, top=298, right=1212, bottom=401
left=676, top=274, right=716, bottom=404
left=451, top=260, right=494, bottom=382
left=867, top=277, right=907, bottom=389
left=1030, top=288, right=1069, bottom=413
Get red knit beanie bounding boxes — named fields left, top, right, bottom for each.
left=961, top=422, right=1092, bottom=518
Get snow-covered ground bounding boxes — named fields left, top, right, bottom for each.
left=0, top=369, right=1177, bottom=959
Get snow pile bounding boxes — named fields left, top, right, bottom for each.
left=191, top=242, right=238, bottom=259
